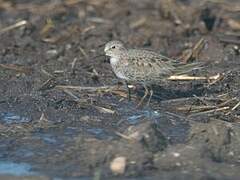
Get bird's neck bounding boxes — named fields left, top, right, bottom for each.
left=109, top=50, right=128, bottom=66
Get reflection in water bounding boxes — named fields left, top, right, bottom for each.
left=86, top=128, right=110, bottom=139
left=118, top=104, right=160, bottom=125
left=0, top=104, right=188, bottom=178
left=118, top=104, right=188, bottom=143
left=0, top=112, right=30, bottom=124
left=0, top=161, right=35, bottom=176
left=127, top=110, right=160, bottom=124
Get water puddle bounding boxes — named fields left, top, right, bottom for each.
left=117, top=104, right=189, bottom=143
left=127, top=110, right=160, bottom=124
left=117, top=104, right=161, bottom=125
left=0, top=112, right=30, bottom=124
left=32, top=132, right=65, bottom=147
left=86, top=128, right=110, bottom=139
left=39, top=134, right=58, bottom=144
left=65, top=127, right=79, bottom=136
left=0, top=161, right=35, bottom=176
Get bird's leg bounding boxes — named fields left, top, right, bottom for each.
left=137, top=85, right=149, bottom=108
left=147, top=87, right=153, bottom=106
left=124, top=80, right=131, bottom=101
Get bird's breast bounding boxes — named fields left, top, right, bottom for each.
left=110, top=57, right=119, bottom=66
left=110, top=57, right=128, bottom=80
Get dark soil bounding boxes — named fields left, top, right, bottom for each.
left=0, top=0, right=240, bottom=179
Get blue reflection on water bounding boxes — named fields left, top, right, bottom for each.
left=0, top=161, right=34, bottom=176
left=0, top=112, right=30, bottom=124
left=86, top=128, right=110, bottom=139
left=127, top=110, right=160, bottom=124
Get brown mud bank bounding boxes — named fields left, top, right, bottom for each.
left=0, top=0, right=240, bottom=179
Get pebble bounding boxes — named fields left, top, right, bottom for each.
left=110, top=156, right=127, bottom=175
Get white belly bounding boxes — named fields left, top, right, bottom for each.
left=110, top=57, right=128, bottom=80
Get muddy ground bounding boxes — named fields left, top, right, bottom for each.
left=0, top=0, right=240, bottom=179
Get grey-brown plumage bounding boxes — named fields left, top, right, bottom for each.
left=104, top=40, right=201, bottom=106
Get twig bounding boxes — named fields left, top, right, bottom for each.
left=79, top=47, right=88, bottom=59
left=177, top=105, right=217, bottom=112
left=55, top=85, right=136, bottom=99
left=188, top=106, right=230, bottom=117
left=0, top=63, right=32, bottom=74
left=41, top=68, right=54, bottom=77
left=86, top=17, right=112, bottom=24
left=223, top=31, right=240, bottom=37
left=217, top=97, right=237, bottom=107
left=38, top=78, right=56, bottom=91
left=192, top=38, right=205, bottom=59
left=160, top=96, right=218, bottom=105
left=168, top=73, right=221, bottom=81
left=81, top=25, right=96, bottom=34
left=225, top=101, right=240, bottom=115
left=219, top=38, right=240, bottom=45
left=207, top=73, right=225, bottom=86
left=111, top=90, right=128, bottom=98
left=55, top=85, right=118, bottom=92
left=53, top=70, right=64, bottom=74
left=115, top=131, right=133, bottom=140
left=94, top=105, right=115, bottom=114
left=0, top=20, right=27, bottom=35
left=71, top=58, right=78, bottom=70
left=63, top=89, right=81, bottom=101
left=181, top=38, right=206, bottom=63
left=231, top=101, right=240, bottom=111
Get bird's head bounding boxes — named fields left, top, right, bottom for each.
left=104, top=40, right=126, bottom=57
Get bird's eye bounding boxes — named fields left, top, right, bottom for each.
left=112, top=46, right=115, bottom=49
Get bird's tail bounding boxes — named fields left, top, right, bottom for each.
left=172, top=62, right=203, bottom=75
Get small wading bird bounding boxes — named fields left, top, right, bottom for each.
left=104, top=40, right=201, bottom=107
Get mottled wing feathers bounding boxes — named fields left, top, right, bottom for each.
left=113, top=48, right=201, bottom=83
left=126, top=49, right=176, bottom=76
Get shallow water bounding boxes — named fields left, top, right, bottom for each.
left=0, top=161, right=35, bottom=176
left=0, top=112, right=30, bottom=124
